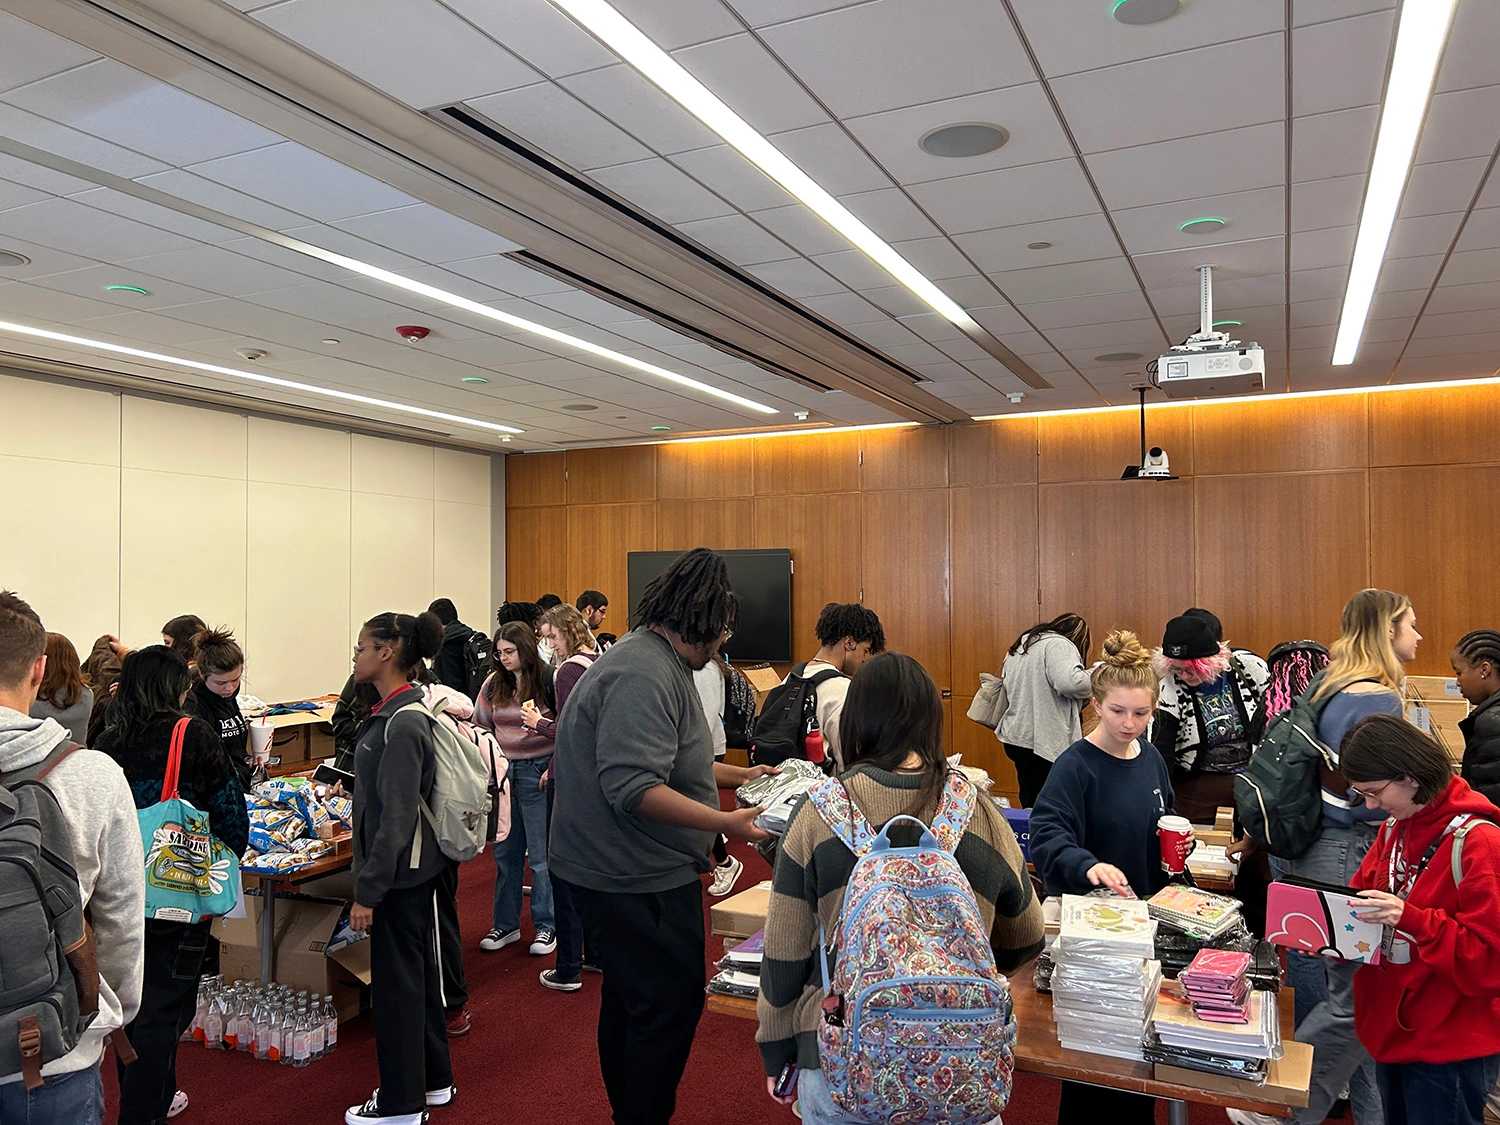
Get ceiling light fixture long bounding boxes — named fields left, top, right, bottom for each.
left=1332, top=0, right=1459, bottom=365
left=0, top=319, right=526, bottom=435
left=548, top=0, right=982, bottom=335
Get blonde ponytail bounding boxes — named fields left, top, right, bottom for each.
left=1091, top=630, right=1160, bottom=704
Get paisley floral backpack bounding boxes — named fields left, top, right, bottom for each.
left=806, top=772, right=1016, bottom=1124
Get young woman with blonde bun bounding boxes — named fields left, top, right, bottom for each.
left=1030, top=629, right=1181, bottom=1125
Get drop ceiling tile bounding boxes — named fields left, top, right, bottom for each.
left=1292, top=11, right=1395, bottom=116
left=669, top=146, right=794, bottom=212
left=838, top=186, right=944, bottom=242
left=0, top=279, right=154, bottom=326
left=74, top=309, right=237, bottom=349
left=1367, top=288, right=1427, bottom=320
left=1401, top=157, right=1489, bottom=219
left=675, top=212, right=795, bottom=264
left=0, top=177, right=51, bottom=212
left=919, top=274, right=1005, bottom=310
left=437, top=254, right=576, bottom=297
left=1377, top=252, right=1445, bottom=292
left=745, top=256, right=848, bottom=299
left=131, top=168, right=309, bottom=231
left=115, top=242, right=314, bottom=297
left=1052, top=36, right=1284, bottom=154
left=1410, top=308, right=1500, bottom=340
left=0, top=12, right=99, bottom=95
left=68, top=187, right=242, bottom=245
left=1112, top=186, right=1284, bottom=256
left=246, top=282, right=417, bottom=325
left=0, top=103, right=168, bottom=179
left=608, top=0, right=743, bottom=50
left=5, top=60, right=282, bottom=166
left=1151, top=273, right=1286, bottom=313
left=254, top=0, right=539, bottom=107
left=1295, top=1, right=1396, bottom=27
left=441, top=0, right=618, bottom=76
left=1291, top=105, right=1379, bottom=183
left=1010, top=0, right=1284, bottom=78
left=1387, top=211, right=1465, bottom=261
left=273, top=225, right=427, bottom=275
left=332, top=203, right=521, bottom=261
left=1087, top=122, right=1285, bottom=212
left=1438, top=246, right=1500, bottom=288
left=1133, top=236, right=1285, bottom=290
left=755, top=0, right=1032, bottom=118
left=0, top=196, right=200, bottom=262
left=24, top=262, right=222, bottom=312
left=188, top=142, right=418, bottom=222
left=767, top=122, right=893, bottom=196
left=466, top=84, right=654, bottom=171
left=1046, top=317, right=1167, bottom=353
left=527, top=288, right=655, bottom=324
left=560, top=66, right=722, bottom=155
left=748, top=203, right=852, bottom=255
left=672, top=34, right=827, bottom=135
left=955, top=212, right=1119, bottom=273
left=1358, top=315, right=1417, bottom=344
left=843, top=82, right=1074, bottom=187
left=1016, top=290, right=1155, bottom=331
left=1416, top=85, right=1500, bottom=166
left=809, top=248, right=906, bottom=292
left=1395, top=352, right=1500, bottom=379
left=1422, top=279, right=1500, bottom=315
left=907, top=158, right=1098, bottom=236
left=592, top=156, right=740, bottom=223
left=986, top=256, right=1140, bottom=304
left=1291, top=225, right=1357, bottom=273
left=1434, top=0, right=1500, bottom=94
left=799, top=290, right=890, bottom=325
left=887, top=236, right=973, bottom=279
left=1292, top=175, right=1365, bottom=232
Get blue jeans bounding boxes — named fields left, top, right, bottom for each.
left=0, top=1063, right=105, bottom=1125
left=493, top=756, right=554, bottom=934
left=795, top=1067, right=1006, bottom=1125
left=1271, top=822, right=1383, bottom=1125
left=1377, top=1054, right=1500, bottom=1125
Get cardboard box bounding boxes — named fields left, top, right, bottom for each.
left=711, top=879, right=773, bottom=938
left=739, top=665, right=784, bottom=713
left=1406, top=675, right=1464, bottom=700
left=214, top=893, right=370, bottom=1021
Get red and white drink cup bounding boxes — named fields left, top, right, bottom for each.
left=249, top=719, right=273, bottom=765
left=1158, top=815, right=1195, bottom=874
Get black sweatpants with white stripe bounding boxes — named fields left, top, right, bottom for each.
left=370, top=876, right=453, bottom=1115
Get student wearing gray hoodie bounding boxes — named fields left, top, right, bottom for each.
left=0, top=591, right=144, bottom=1125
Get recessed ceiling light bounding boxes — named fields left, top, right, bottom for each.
left=462, top=376, right=489, bottom=384
left=615, top=414, right=628, bottom=420
left=1178, top=217, right=1228, bottom=234
left=563, top=403, right=598, bottom=411
left=1213, top=320, right=1242, bottom=328
left=1027, top=242, right=1052, bottom=250
left=0, top=319, right=525, bottom=435
left=0, top=250, right=31, bottom=267
left=104, top=284, right=150, bottom=295
left=1094, top=352, right=1142, bottom=363
left=651, top=425, right=672, bottom=431
left=549, top=0, right=982, bottom=336
left=321, top=337, right=341, bottom=345
left=1334, top=0, right=1459, bottom=365
left=1112, top=0, right=1181, bottom=25
left=918, top=122, right=1009, bottom=158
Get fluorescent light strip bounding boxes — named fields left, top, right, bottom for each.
left=0, top=319, right=526, bottom=435
left=658, top=421, right=918, bottom=444
left=970, top=372, right=1500, bottom=420
left=1332, top=0, right=1459, bottom=365
left=549, top=0, right=981, bottom=334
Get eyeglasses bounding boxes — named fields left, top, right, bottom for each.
left=721, top=628, right=734, bottom=641
left=1349, top=780, right=1396, bottom=801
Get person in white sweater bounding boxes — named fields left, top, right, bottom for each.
left=0, top=591, right=144, bottom=1125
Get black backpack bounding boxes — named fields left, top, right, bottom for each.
left=462, top=631, right=492, bottom=701
left=1235, top=670, right=1345, bottom=859
left=749, top=663, right=843, bottom=767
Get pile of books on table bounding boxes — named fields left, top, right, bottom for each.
left=1148, top=885, right=1281, bottom=992
left=706, top=929, right=764, bottom=999
left=1147, top=885, right=1242, bottom=941
left=1180, top=949, right=1252, bottom=1022
left=1145, top=973, right=1282, bottom=1084
left=1050, top=895, right=1161, bottom=1061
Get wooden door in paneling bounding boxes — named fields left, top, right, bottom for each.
left=506, top=453, right=565, bottom=507
left=656, top=499, right=756, bottom=552
left=950, top=418, right=1038, bottom=487
left=1039, top=406, right=1194, bottom=482
left=754, top=431, right=860, bottom=494
left=861, top=425, right=948, bottom=491
left=950, top=484, right=1038, bottom=694
left=754, top=493, right=861, bottom=659
left=1372, top=465, right=1500, bottom=676
left=565, top=446, right=656, bottom=504
left=861, top=490, right=951, bottom=689
left=1195, top=472, right=1368, bottom=659
left=1038, top=479, right=1194, bottom=646
left=507, top=505, right=567, bottom=606
left=566, top=503, right=656, bottom=616
left=1194, top=395, right=1368, bottom=475
left=1371, top=384, right=1500, bottom=467
left=657, top=440, right=754, bottom=499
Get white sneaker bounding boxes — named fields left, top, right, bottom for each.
left=1225, top=1110, right=1282, bottom=1125
left=709, top=855, right=744, bottom=897
left=529, top=929, right=557, bottom=956
left=168, top=1090, right=188, bottom=1118
left=479, top=927, right=519, bottom=952
left=345, top=1092, right=428, bottom=1124
left=426, top=1085, right=456, bottom=1108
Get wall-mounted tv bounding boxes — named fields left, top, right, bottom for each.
left=627, top=548, right=793, bottom=663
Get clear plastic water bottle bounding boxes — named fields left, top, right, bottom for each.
left=203, top=987, right=227, bottom=1050
left=252, top=996, right=273, bottom=1061
left=309, top=997, right=327, bottom=1060
left=291, top=1003, right=313, bottom=1068
left=190, top=979, right=209, bottom=1044
left=322, top=995, right=338, bottom=1055
left=235, top=987, right=255, bottom=1052
left=279, top=1001, right=296, bottom=1066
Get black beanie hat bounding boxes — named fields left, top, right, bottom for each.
left=1161, top=614, right=1219, bottom=660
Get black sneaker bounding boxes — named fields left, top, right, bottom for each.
left=539, top=968, right=583, bottom=992
left=581, top=956, right=603, bottom=974
left=529, top=929, right=557, bottom=956
left=345, top=1093, right=427, bottom=1124
left=479, top=927, right=520, bottom=952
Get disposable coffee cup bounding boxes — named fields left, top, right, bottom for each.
left=1158, top=814, right=1195, bottom=874
left=248, top=722, right=273, bottom=764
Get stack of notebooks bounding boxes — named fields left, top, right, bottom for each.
left=1146, top=885, right=1243, bottom=941
left=1051, top=895, right=1161, bottom=1061
left=1145, top=978, right=1282, bottom=1084
left=1179, top=949, right=1252, bottom=1022
left=706, top=929, right=764, bottom=999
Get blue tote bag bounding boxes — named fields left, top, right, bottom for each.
left=139, top=717, right=241, bottom=922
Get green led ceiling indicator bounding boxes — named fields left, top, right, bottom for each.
left=1213, top=320, right=1243, bottom=328
left=105, top=284, right=151, bottom=295
left=461, top=376, right=489, bottom=384
left=1178, top=217, right=1228, bottom=234
left=651, top=425, right=672, bottom=431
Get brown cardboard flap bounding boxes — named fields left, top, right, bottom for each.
left=329, top=937, right=372, bottom=985
left=710, top=879, right=772, bottom=938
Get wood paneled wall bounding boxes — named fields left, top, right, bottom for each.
left=507, top=384, right=1500, bottom=805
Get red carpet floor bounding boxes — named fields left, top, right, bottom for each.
left=104, top=831, right=1319, bottom=1125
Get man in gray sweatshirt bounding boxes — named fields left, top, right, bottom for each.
left=550, top=549, right=769, bottom=1125
left=0, top=591, right=144, bottom=1124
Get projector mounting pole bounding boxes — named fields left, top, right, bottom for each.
left=1199, top=264, right=1214, bottom=337
left=1138, top=385, right=1148, bottom=466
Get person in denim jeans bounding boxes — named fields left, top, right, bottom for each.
left=0, top=1066, right=105, bottom=1124
left=1230, top=589, right=1420, bottom=1125
left=474, top=623, right=557, bottom=957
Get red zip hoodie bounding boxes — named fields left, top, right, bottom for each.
left=1350, top=776, right=1500, bottom=1064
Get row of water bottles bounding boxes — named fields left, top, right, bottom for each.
left=189, top=976, right=339, bottom=1065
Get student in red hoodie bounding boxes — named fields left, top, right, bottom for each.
left=1341, top=714, right=1500, bottom=1125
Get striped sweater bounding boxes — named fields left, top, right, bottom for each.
left=755, top=766, right=1044, bottom=1075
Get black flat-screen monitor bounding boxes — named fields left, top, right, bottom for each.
left=627, top=549, right=793, bottom=663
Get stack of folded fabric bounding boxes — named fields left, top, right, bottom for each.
left=1179, top=949, right=1252, bottom=1023
left=1050, top=895, right=1161, bottom=1061
left=706, top=929, right=764, bottom=998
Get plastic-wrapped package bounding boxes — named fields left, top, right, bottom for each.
left=705, top=969, right=761, bottom=998
left=734, top=759, right=823, bottom=807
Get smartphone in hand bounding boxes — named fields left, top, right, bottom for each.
left=773, top=1060, right=798, bottom=1099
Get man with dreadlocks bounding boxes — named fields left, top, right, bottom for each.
left=549, top=547, right=772, bottom=1125
left=1455, top=629, right=1500, bottom=807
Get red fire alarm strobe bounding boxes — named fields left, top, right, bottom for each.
left=396, top=325, right=431, bottom=342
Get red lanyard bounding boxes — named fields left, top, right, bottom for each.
left=372, top=684, right=412, bottom=714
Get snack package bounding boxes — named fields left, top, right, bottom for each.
left=323, top=795, right=353, bottom=825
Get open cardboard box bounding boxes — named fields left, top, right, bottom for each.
left=710, top=879, right=773, bottom=939
left=738, top=665, right=784, bottom=713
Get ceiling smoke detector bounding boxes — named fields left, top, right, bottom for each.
left=236, top=348, right=269, bottom=362
left=918, top=122, right=1010, bottom=158
left=396, top=325, right=431, bottom=343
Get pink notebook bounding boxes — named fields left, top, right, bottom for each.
left=1266, top=878, right=1383, bottom=964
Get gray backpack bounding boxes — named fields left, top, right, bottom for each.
left=0, top=744, right=98, bottom=1089
left=396, top=698, right=493, bottom=865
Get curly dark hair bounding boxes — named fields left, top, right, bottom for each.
left=814, top=602, right=886, bottom=652
left=634, top=548, right=737, bottom=645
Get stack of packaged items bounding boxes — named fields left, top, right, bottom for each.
left=242, top=777, right=353, bottom=875
left=1145, top=977, right=1281, bottom=1083
left=1146, top=885, right=1242, bottom=942
left=735, top=760, right=825, bottom=836
left=1050, top=895, right=1161, bottom=1061
left=706, top=929, right=764, bottom=999
left=1179, top=949, right=1252, bottom=1022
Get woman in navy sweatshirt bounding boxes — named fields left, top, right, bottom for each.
left=1030, top=629, right=1179, bottom=1125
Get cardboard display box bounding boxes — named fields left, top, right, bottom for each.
left=738, top=665, right=784, bottom=714
left=1405, top=675, right=1464, bottom=700
left=214, top=890, right=369, bottom=1022
left=711, top=879, right=772, bottom=938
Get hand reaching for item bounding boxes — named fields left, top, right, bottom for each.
left=1354, top=889, right=1405, bottom=927
left=520, top=700, right=542, bottom=731
left=722, top=804, right=772, bottom=843
left=1085, top=862, right=1132, bottom=895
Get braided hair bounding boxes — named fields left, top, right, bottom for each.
left=1456, top=630, right=1500, bottom=671
left=634, top=547, right=737, bottom=645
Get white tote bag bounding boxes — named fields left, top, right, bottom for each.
left=966, top=672, right=1009, bottom=730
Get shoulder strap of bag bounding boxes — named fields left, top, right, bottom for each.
left=161, top=717, right=191, bottom=802
left=1452, top=817, right=1499, bottom=885
left=2, top=741, right=83, bottom=787
left=926, top=771, right=980, bottom=852
left=389, top=701, right=439, bottom=869
left=806, top=777, right=876, bottom=857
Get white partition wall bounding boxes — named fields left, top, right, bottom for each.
left=0, top=371, right=495, bottom=705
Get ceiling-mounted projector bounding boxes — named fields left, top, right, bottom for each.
left=1150, top=265, right=1266, bottom=399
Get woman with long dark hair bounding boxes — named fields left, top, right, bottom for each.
left=344, top=610, right=453, bottom=1125
left=474, top=621, right=557, bottom=957
left=95, top=646, right=247, bottom=1125
left=996, top=613, right=1092, bottom=807
left=30, top=631, right=93, bottom=745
